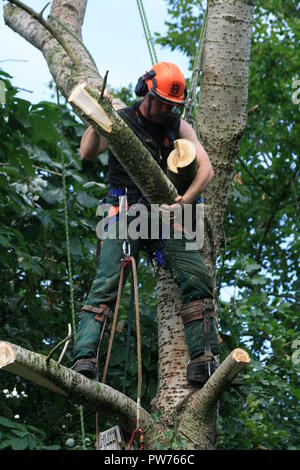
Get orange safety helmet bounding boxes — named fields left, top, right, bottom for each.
left=135, top=62, right=186, bottom=106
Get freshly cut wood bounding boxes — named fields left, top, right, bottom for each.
left=167, top=139, right=198, bottom=195
left=68, top=82, right=113, bottom=133
left=68, top=81, right=177, bottom=205
left=0, top=341, right=67, bottom=396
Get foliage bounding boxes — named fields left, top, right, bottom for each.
left=157, top=0, right=300, bottom=450
left=0, top=416, right=60, bottom=450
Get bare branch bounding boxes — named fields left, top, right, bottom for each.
left=237, top=156, right=273, bottom=197
left=6, top=0, right=81, bottom=67
left=0, top=341, right=157, bottom=445
left=177, top=349, right=250, bottom=449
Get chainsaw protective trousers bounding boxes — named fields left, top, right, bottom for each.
left=72, top=193, right=220, bottom=362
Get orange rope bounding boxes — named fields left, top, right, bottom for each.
left=96, top=255, right=143, bottom=450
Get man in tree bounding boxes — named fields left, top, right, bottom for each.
left=72, top=62, right=221, bottom=385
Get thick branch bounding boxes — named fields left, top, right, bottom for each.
left=6, top=0, right=81, bottom=66
left=51, top=0, right=87, bottom=38
left=177, top=348, right=250, bottom=449
left=0, top=341, right=158, bottom=447
left=69, top=83, right=177, bottom=204
left=4, top=3, right=177, bottom=205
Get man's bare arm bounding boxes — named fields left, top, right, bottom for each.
left=80, top=126, right=108, bottom=161
left=178, top=119, right=214, bottom=204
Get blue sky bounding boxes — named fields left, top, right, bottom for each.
left=0, top=0, right=190, bottom=102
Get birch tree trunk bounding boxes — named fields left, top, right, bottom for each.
left=2, top=0, right=255, bottom=449
left=200, top=0, right=256, bottom=278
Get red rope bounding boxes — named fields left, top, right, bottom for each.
left=96, top=255, right=143, bottom=451
left=129, top=426, right=144, bottom=450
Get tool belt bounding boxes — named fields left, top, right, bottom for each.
left=82, top=304, right=112, bottom=324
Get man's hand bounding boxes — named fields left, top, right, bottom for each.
left=159, top=195, right=185, bottom=219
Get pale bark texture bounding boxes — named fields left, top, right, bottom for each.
left=151, top=267, right=191, bottom=427
left=0, top=341, right=250, bottom=449
left=2, top=0, right=255, bottom=449
left=200, top=0, right=256, bottom=277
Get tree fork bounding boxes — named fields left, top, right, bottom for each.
left=0, top=341, right=250, bottom=450
left=176, top=349, right=251, bottom=449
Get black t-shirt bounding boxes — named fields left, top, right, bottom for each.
left=108, top=101, right=181, bottom=190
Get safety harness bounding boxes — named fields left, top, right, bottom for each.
left=181, top=298, right=218, bottom=378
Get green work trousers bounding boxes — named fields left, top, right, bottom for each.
left=73, top=194, right=220, bottom=362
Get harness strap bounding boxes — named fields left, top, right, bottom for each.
left=203, top=303, right=211, bottom=356
left=190, top=352, right=214, bottom=363
left=82, top=304, right=112, bottom=324
left=181, top=298, right=215, bottom=325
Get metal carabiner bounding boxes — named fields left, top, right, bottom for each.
left=123, top=240, right=131, bottom=258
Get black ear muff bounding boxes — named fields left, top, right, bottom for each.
left=134, top=75, right=148, bottom=97
left=134, top=70, right=156, bottom=97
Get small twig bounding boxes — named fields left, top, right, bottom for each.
left=247, top=104, right=259, bottom=115
left=39, top=2, right=50, bottom=18
left=46, top=332, right=73, bottom=364
left=237, top=156, right=273, bottom=197
left=33, top=165, right=62, bottom=177
left=17, top=87, right=33, bottom=94
left=99, top=70, right=109, bottom=102
left=58, top=324, right=72, bottom=365
left=256, top=208, right=278, bottom=263
left=7, top=0, right=81, bottom=68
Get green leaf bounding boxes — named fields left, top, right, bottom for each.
left=291, top=388, right=300, bottom=400
left=11, top=428, right=28, bottom=438
left=27, top=434, right=38, bottom=450
left=76, top=191, right=98, bottom=208
left=251, top=275, right=266, bottom=285
left=0, top=439, right=12, bottom=449
left=40, top=188, right=64, bottom=204
left=245, top=262, right=261, bottom=273
left=10, top=437, right=29, bottom=450
left=39, top=444, right=61, bottom=450
left=0, top=416, right=20, bottom=429
left=0, top=234, right=10, bottom=248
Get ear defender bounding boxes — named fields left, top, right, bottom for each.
left=134, top=70, right=156, bottom=97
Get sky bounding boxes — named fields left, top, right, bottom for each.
left=0, top=0, right=190, bottom=103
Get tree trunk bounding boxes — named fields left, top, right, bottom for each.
left=200, top=0, right=256, bottom=278
left=3, top=0, right=255, bottom=449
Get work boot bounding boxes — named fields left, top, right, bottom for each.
left=186, top=355, right=243, bottom=387
left=187, top=354, right=219, bottom=386
left=71, top=357, right=97, bottom=379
